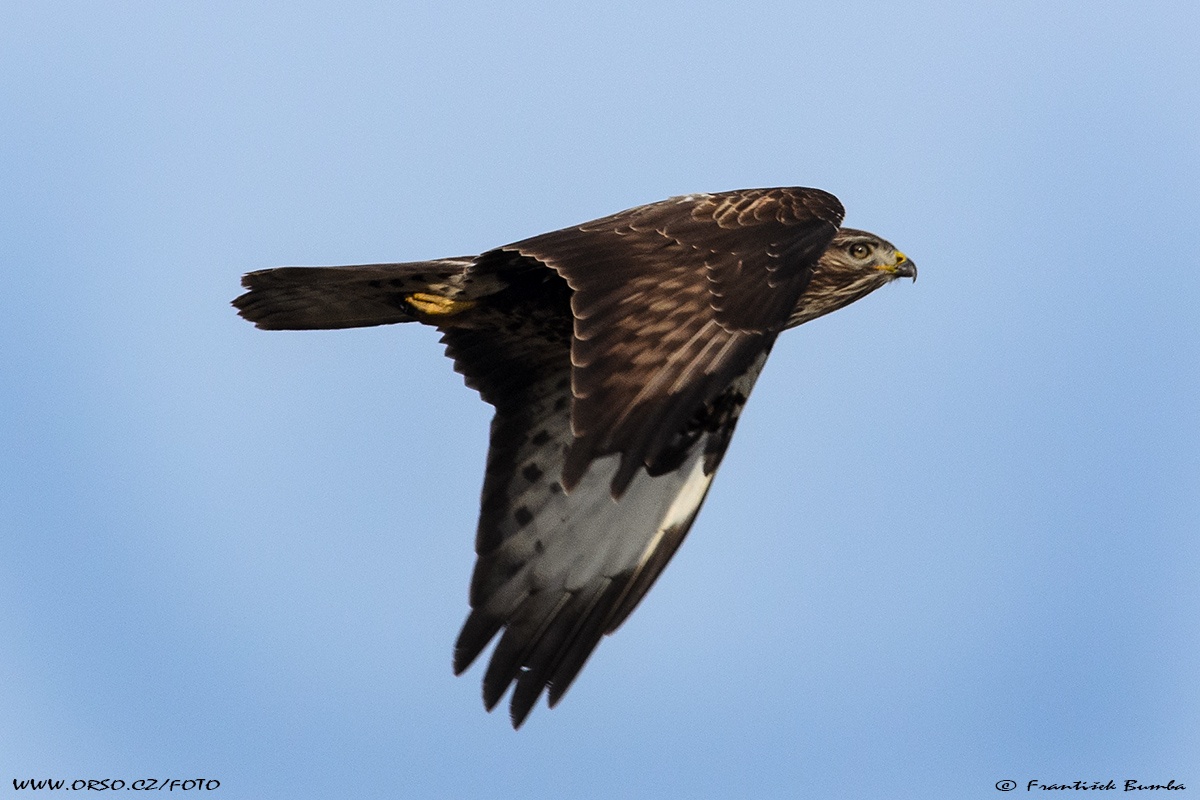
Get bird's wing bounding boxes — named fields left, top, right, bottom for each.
left=446, top=188, right=842, bottom=726
left=495, top=186, right=843, bottom=494
left=446, top=312, right=770, bottom=727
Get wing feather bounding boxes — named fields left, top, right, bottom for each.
left=498, top=187, right=841, bottom=494
left=448, top=295, right=768, bottom=724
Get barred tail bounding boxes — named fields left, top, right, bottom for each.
left=233, top=257, right=480, bottom=330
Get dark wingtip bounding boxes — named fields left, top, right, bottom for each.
left=453, top=611, right=503, bottom=676
left=509, top=697, right=535, bottom=729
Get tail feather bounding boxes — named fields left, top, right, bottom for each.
left=233, top=258, right=478, bottom=330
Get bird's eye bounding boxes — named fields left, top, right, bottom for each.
left=849, top=243, right=873, bottom=260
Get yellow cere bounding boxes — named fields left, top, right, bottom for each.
left=876, top=251, right=909, bottom=273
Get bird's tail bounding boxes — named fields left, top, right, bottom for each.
left=233, top=257, right=487, bottom=330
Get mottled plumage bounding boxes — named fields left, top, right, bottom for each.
left=233, top=187, right=915, bottom=727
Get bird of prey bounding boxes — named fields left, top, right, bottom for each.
left=233, top=187, right=915, bottom=727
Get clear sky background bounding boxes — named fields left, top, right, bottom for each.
left=3, top=2, right=1197, bottom=798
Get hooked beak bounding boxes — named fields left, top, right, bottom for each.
left=877, top=251, right=917, bottom=282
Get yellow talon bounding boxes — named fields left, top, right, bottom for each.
left=406, top=292, right=476, bottom=316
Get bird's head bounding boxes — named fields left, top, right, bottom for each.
left=786, top=228, right=916, bottom=328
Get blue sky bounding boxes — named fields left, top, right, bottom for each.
left=2, top=2, right=1197, bottom=798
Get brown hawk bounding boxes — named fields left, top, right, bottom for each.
left=233, top=187, right=916, bottom=727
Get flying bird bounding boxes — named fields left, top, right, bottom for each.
left=233, top=187, right=916, bottom=727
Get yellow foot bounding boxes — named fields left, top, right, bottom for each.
left=406, top=292, right=477, bottom=317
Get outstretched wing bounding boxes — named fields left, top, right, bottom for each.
left=447, top=305, right=770, bottom=726
left=497, top=187, right=843, bottom=494
left=448, top=188, right=842, bottom=726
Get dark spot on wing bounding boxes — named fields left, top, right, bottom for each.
left=522, top=463, right=544, bottom=482
left=513, top=506, right=534, bottom=527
